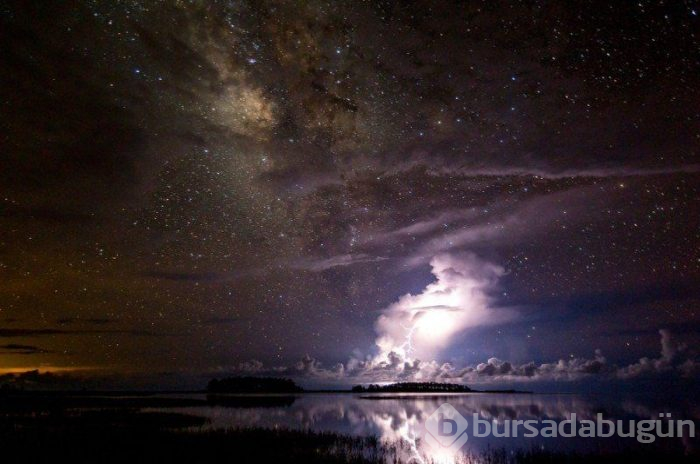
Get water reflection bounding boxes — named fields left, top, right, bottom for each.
left=155, top=393, right=696, bottom=462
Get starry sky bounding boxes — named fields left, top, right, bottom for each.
left=1, top=0, right=700, bottom=389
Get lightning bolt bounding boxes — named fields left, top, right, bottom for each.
left=398, top=319, right=419, bottom=360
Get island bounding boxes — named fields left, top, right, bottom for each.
left=351, top=382, right=472, bottom=393
left=351, top=382, right=531, bottom=394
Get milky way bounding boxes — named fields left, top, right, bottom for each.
left=1, top=1, right=699, bottom=388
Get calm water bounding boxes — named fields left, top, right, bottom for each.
left=149, top=392, right=697, bottom=462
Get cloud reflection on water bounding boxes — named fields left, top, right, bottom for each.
left=153, top=393, right=696, bottom=462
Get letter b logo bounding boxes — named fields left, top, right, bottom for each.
left=425, top=403, right=469, bottom=450
left=438, top=414, right=457, bottom=436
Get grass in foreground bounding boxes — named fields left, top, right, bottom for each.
left=1, top=423, right=696, bottom=464
left=0, top=399, right=696, bottom=463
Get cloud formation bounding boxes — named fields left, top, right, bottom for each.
left=0, top=344, right=50, bottom=355
left=617, top=329, right=699, bottom=380
left=228, top=329, right=698, bottom=387
left=292, top=253, right=389, bottom=272
left=374, top=253, right=512, bottom=362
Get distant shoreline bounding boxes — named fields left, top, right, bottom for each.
left=307, top=389, right=533, bottom=394
left=2, top=388, right=534, bottom=395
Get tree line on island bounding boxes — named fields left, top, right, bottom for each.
left=350, top=382, right=472, bottom=393
left=206, top=377, right=484, bottom=394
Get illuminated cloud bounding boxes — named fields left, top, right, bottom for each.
left=374, top=253, right=513, bottom=362
left=226, top=329, right=698, bottom=388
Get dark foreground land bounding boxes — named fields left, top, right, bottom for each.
left=0, top=393, right=696, bottom=464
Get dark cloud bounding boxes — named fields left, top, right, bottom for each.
left=55, top=318, right=114, bottom=326
left=0, top=328, right=178, bottom=338
left=0, top=344, right=50, bottom=355
left=0, top=329, right=68, bottom=338
left=618, top=330, right=700, bottom=380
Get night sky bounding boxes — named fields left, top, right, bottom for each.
left=1, top=1, right=699, bottom=389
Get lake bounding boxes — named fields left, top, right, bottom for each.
left=148, top=392, right=697, bottom=462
